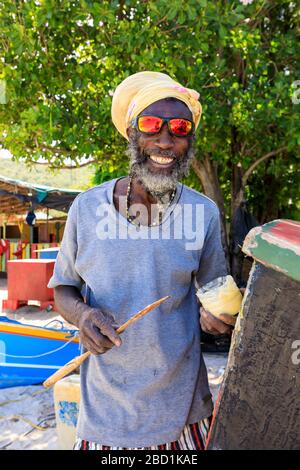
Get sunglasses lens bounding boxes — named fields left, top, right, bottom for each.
left=138, top=116, right=162, bottom=134
left=170, top=119, right=192, bottom=136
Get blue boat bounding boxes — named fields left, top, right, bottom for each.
left=0, top=316, right=80, bottom=388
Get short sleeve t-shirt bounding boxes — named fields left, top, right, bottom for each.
left=48, top=177, right=227, bottom=447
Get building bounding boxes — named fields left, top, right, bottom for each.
left=0, top=175, right=81, bottom=273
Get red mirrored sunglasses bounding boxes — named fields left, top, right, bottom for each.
left=132, top=115, right=194, bottom=137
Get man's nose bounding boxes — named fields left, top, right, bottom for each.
left=154, top=123, right=174, bottom=150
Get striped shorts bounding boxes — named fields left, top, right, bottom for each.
left=74, top=416, right=212, bottom=450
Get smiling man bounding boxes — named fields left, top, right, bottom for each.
left=48, top=71, right=235, bottom=450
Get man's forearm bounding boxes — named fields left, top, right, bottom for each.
left=54, top=285, right=122, bottom=354
left=54, top=285, right=89, bottom=328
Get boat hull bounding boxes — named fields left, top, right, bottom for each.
left=0, top=317, right=80, bottom=388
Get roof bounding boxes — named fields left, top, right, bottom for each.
left=0, top=174, right=81, bottom=216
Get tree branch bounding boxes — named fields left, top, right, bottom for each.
left=161, top=25, right=188, bottom=34
left=155, top=14, right=168, bottom=27
left=22, top=159, right=96, bottom=170
left=31, top=143, right=78, bottom=157
left=242, top=146, right=287, bottom=186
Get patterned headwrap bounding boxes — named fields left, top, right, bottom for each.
left=111, top=71, right=202, bottom=140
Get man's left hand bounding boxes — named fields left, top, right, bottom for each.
left=200, top=307, right=236, bottom=335
left=199, top=287, right=245, bottom=335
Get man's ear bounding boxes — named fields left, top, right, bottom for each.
left=126, top=126, right=136, bottom=140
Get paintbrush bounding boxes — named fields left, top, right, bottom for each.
left=43, top=295, right=170, bottom=388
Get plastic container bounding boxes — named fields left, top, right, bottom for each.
left=196, top=275, right=242, bottom=318
left=53, top=374, right=80, bottom=450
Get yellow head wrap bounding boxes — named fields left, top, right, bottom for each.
left=111, top=71, right=202, bottom=140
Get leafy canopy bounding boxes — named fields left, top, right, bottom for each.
left=0, top=0, right=299, bottom=218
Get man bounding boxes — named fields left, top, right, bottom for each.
left=48, top=71, right=236, bottom=450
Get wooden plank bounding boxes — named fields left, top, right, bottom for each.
left=243, top=219, right=300, bottom=282
left=206, top=262, right=300, bottom=449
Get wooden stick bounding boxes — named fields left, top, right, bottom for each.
left=43, top=295, right=170, bottom=388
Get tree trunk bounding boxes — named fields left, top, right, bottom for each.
left=229, top=126, right=246, bottom=284
left=192, top=155, right=230, bottom=272
left=258, top=164, right=280, bottom=224
left=230, top=167, right=245, bottom=286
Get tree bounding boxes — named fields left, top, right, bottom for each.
left=1, top=0, right=299, bottom=281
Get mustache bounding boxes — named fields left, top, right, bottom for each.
left=143, top=149, right=178, bottom=159
left=130, top=149, right=180, bottom=166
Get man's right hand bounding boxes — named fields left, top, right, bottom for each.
left=78, top=308, right=122, bottom=355
left=54, top=285, right=122, bottom=355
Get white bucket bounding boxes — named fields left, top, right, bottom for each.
left=53, top=374, right=80, bottom=450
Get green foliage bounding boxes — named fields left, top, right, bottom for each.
left=247, top=155, right=300, bottom=221
left=0, top=0, right=299, bottom=220
left=92, top=161, right=125, bottom=186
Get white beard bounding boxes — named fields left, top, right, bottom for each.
left=126, top=137, right=195, bottom=200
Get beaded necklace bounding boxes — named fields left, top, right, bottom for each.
left=126, top=175, right=176, bottom=227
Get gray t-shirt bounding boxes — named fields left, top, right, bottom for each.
left=48, top=177, right=227, bottom=447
